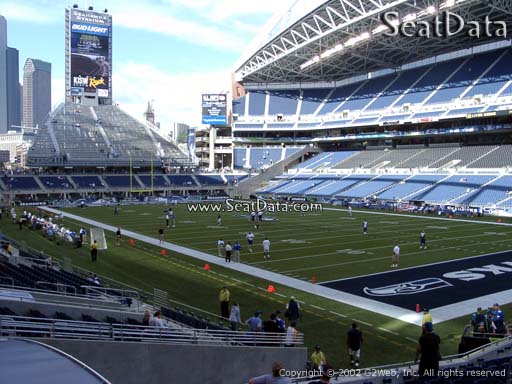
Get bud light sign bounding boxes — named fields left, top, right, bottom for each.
left=71, top=22, right=109, bottom=36
left=202, top=94, right=227, bottom=125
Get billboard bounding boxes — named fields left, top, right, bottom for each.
left=202, top=94, right=227, bottom=125
left=70, top=19, right=110, bottom=95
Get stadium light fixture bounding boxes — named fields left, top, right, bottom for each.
left=426, top=5, right=436, bottom=14
left=88, top=6, right=94, bottom=10
left=402, top=13, right=417, bottom=22
left=104, top=8, right=108, bottom=13
left=440, top=0, right=455, bottom=8
left=372, top=20, right=392, bottom=35
left=72, top=4, right=78, bottom=8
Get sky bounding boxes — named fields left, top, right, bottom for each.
left=1, top=0, right=296, bottom=130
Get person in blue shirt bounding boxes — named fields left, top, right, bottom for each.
left=233, top=241, right=241, bottom=262
left=246, top=311, right=263, bottom=332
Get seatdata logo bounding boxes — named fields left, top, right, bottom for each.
left=363, top=278, right=453, bottom=297
left=71, top=22, right=109, bottom=36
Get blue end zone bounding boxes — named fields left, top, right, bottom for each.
left=320, top=251, right=512, bottom=311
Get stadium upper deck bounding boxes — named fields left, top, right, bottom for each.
left=231, top=0, right=512, bottom=146
left=27, top=103, right=192, bottom=169
left=234, top=0, right=512, bottom=84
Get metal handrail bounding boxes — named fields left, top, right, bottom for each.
left=0, top=315, right=304, bottom=347
left=81, top=285, right=140, bottom=311
left=35, top=281, right=77, bottom=295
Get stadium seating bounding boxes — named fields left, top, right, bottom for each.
left=39, top=176, right=73, bottom=190
left=195, top=175, right=225, bottom=186
left=71, top=175, right=104, bottom=189
left=27, top=103, right=190, bottom=167
left=410, top=175, right=495, bottom=203
left=397, top=146, right=458, bottom=169
left=236, top=48, right=512, bottom=128
left=137, top=175, right=169, bottom=188
left=2, top=176, right=40, bottom=190
left=233, top=146, right=304, bottom=170
left=336, top=175, right=406, bottom=199
left=166, top=175, right=196, bottom=186
left=103, top=175, right=140, bottom=188
left=377, top=174, right=447, bottom=200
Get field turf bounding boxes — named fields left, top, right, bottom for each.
left=2, top=203, right=511, bottom=370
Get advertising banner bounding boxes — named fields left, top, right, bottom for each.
left=70, top=21, right=110, bottom=94
left=202, top=94, right=227, bottom=125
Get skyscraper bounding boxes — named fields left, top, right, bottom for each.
left=0, top=16, right=7, bottom=134
left=6, top=47, right=20, bottom=131
left=23, top=58, right=51, bottom=129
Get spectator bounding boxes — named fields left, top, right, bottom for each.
left=275, top=310, right=286, bottom=332
left=263, top=313, right=280, bottom=333
left=142, top=309, right=152, bottom=326
left=311, top=345, right=326, bottom=370
left=422, top=308, right=432, bottom=333
left=285, top=321, right=299, bottom=347
left=285, top=296, right=300, bottom=324
left=248, top=362, right=291, bottom=384
left=470, top=307, right=487, bottom=333
left=246, top=311, right=263, bottom=332
left=219, top=286, right=230, bottom=318
left=229, top=303, right=242, bottom=331
left=149, top=311, right=167, bottom=327
left=415, top=322, right=441, bottom=377
left=308, top=364, right=333, bottom=384
left=347, top=323, right=363, bottom=368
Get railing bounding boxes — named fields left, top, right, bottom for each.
left=81, top=285, right=140, bottom=311
left=35, top=281, right=77, bottom=295
left=0, top=315, right=304, bottom=347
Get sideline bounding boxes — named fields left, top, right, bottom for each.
left=324, top=207, right=512, bottom=226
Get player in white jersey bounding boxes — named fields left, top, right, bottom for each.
left=391, top=243, right=400, bottom=268
left=217, top=239, right=224, bottom=257
left=363, top=220, right=368, bottom=235
left=420, top=230, right=427, bottom=249
left=263, top=237, right=271, bottom=259
left=246, top=232, right=255, bottom=252
left=217, top=215, right=222, bottom=226
left=348, top=205, right=353, bottom=217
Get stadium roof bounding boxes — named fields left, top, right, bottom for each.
left=234, top=0, right=512, bottom=84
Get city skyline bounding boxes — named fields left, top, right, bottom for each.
left=1, top=0, right=295, bottom=128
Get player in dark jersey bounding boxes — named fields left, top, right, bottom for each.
left=116, top=227, right=121, bottom=245
left=158, top=227, right=164, bottom=244
left=420, top=230, right=427, bottom=249
left=347, top=323, right=363, bottom=368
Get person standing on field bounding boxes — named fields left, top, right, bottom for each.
left=391, top=242, right=400, bottom=268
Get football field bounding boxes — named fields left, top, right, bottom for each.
left=65, top=203, right=512, bottom=283
left=5, top=202, right=512, bottom=368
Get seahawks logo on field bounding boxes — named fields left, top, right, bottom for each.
left=363, top=278, right=452, bottom=297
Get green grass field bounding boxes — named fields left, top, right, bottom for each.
left=2, top=203, right=512, bottom=369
